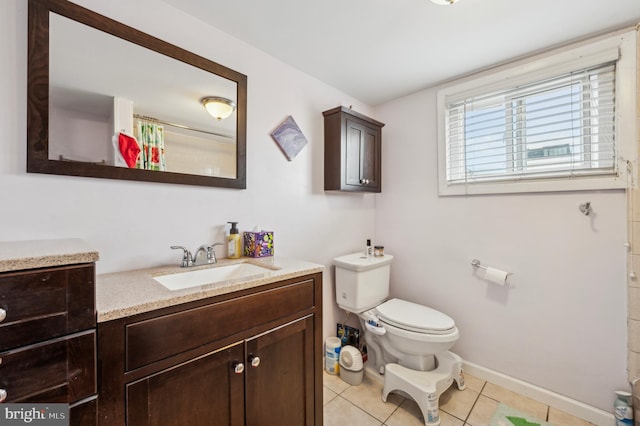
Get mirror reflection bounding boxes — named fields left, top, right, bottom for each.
left=27, top=0, right=247, bottom=188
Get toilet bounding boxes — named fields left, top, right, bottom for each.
left=333, top=252, right=465, bottom=426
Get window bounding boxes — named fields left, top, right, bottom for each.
left=437, top=31, right=637, bottom=195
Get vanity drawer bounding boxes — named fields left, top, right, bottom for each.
left=0, top=330, right=96, bottom=403
left=0, top=264, right=95, bottom=351
left=126, top=279, right=315, bottom=371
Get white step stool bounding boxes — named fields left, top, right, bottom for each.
left=381, top=351, right=465, bottom=426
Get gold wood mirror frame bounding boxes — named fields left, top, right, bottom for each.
left=27, top=0, right=247, bottom=188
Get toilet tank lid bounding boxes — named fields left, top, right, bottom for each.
left=375, top=298, right=456, bottom=334
left=333, top=253, right=393, bottom=271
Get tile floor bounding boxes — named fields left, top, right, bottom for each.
left=323, top=370, right=597, bottom=426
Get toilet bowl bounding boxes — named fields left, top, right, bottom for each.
left=333, top=252, right=459, bottom=372
left=359, top=298, right=459, bottom=371
left=334, top=252, right=464, bottom=425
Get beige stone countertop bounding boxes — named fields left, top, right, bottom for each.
left=96, top=256, right=324, bottom=322
left=0, top=238, right=99, bottom=273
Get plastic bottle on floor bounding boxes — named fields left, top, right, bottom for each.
left=614, top=390, right=633, bottom=426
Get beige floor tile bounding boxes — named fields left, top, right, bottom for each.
left=324, top=371, right=351, bottom=394
left=385, top=397, right=465, bottom=426
left=324, top=386, right=338, bottom=405
left=481, top=382, right=549, bottom=420
left=340, top=374, right=404, bottom=422
left=466, top=395, right=499, bottom=426
left=439, top=410, right=465, bottom=426
left=323, top=396, right=382, bottom=426
left=439, top=384, right=479, bottom=421
left=325, top=365, right=595, bottom=426
left=548, top=407, right=596, bottom=425
left=462, top=372, right=486, bottom=393
left=384, top=398, right=425, bottom=426
left=439, top=411, right=465, bottom=426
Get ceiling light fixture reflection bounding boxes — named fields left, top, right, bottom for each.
left=430, top=0, right=460, bottom=5
left=201, top=96, right=237, bottom=121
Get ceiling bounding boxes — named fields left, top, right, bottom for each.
left=165, top=0, right=640, bottom=106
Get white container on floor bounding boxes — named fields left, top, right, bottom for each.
left=339, top=345, right=364, bottom=385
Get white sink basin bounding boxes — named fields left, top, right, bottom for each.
left=154, top=262, right=273, bottom=291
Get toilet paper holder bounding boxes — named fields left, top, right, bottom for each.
left=471, top=259, right=511, bottom=286
left=471, top=259, right=512, bottom=275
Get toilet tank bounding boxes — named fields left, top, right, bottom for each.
left=333, top=253, right=394, bottom=313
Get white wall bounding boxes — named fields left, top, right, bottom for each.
left=2, top=0, right=630, bottom=414
left=374, top=87, right=629, bottom=411
left=0, top=0, right=373, bottom=342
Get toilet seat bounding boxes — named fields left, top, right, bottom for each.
left=380, top=319, right=459, bottom=344
left=375, top=298, right=456, bottom=335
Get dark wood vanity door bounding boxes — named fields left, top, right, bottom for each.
left=345, top=118, right=380, bottom=190
left=245, top=316, right=315, bottom=426
left=126, top=343, right=245, bottom=426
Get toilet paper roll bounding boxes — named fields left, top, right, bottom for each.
left=484, top=267, right=509, bottom=286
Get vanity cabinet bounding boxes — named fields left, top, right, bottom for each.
left=323, top=106, right=385, bottom=193
left=97, top=272, right=322, bottom=426
left=0, top=263, right=97, bottom=425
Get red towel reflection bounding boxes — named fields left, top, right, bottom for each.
left=118, top=133, right=141, bottom=168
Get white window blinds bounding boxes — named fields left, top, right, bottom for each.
left=444, top=62, right=617, bottom=186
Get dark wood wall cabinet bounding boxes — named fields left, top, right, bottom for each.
left=97, top=272, right=323, bottom=426
left=323, top=106, right=385, bottom=193
left=0, top=263, right=97, bottom=425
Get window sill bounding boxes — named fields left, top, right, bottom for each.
left=438, top=173, right=629, bottom=196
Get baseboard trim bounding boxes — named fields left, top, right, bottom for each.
left=463, top=361, right=613, bottom=425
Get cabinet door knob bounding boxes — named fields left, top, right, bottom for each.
left=0, top=389, right=7, bottom=402
left=249, top=355, right=260, bottom=368
left=233, top=362, right=244, bottom=374
left=0, top=308, right=6, bottom=323
left=360, top=178, right=370, bottom=185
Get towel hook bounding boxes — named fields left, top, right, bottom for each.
left=579, top=201, right=592, bottom=216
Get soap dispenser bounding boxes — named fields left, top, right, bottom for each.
left=227, top=222, right=242, bottom=259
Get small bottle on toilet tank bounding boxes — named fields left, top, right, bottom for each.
left=366, top=239, right=372, bottom=257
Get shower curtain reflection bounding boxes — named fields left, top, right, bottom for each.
left=135, top=118, right=166, bottom=171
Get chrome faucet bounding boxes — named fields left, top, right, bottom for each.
left=171, top=243, right=223, bottom=267
left=193, top=243, right=223, bottom=265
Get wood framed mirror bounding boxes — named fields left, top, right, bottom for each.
left=27, top=0, right=247, bottom=188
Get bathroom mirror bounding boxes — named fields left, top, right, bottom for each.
left=27, top=0, right=247, bottom=188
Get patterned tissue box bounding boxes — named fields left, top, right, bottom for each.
left=243, top=231, right=274, bottom=258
